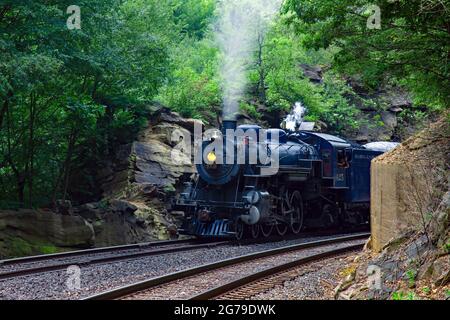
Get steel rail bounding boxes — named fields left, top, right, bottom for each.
left=0, top=240, right=228, bottom=281
left=83, top=232, right=369, bottom=300
left=189, top=243, right=363, bottom=300
left=0, top=238, right=196, bottom=266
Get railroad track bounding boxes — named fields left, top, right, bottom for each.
left=191, top=244, right=361, bottom=300
left=84, top=233, right=369, bottom=300
left=0, top=239, right=228, bottom=281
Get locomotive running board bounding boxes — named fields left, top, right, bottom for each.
left=243, top=174, right=273, bottom=178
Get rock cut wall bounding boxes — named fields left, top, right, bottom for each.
left=0, top=107, right=202, bottom=258
left=371, top=116, right=450, bottom=252
left=97, top=107, right=201, bottom=240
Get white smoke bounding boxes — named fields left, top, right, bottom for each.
left=284, top=102, right=307, bottom=131
left=215, top=0, right=282, bottom=120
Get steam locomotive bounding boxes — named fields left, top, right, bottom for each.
left=174, top=120, right=389, bottom=240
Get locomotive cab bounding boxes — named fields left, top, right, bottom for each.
left=295, top=132, right=351, bottom=188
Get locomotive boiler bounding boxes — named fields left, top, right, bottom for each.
left=174, top=120, right=389, bottom=240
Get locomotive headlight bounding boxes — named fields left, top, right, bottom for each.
left=207, top=151, right=217, bottom=163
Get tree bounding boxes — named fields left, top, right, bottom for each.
left=283, top=0, right=450, bottom=109
left=247, top=19, right=361, bottom=132
left=172, top=0, right=216, bottom=39
left=0, top=0, right=181, bottom=207
left=156, top=37, right=221, bottom=120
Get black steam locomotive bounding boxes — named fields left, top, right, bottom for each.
left=174, top=120, right=386, bottom=240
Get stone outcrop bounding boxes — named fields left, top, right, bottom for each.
left=352, top=110, right=399, bottom=142
left=0, top=199, right=167, bottom=258
left=300, top=64, right=323, bottom=84
left=97, top=107, right=199, bottom=241
left=0, top=197, right=183, bottom=259
left=74, top=200, right=156, bottom=248
left=100, top=107, right=198, bottom=199
left=0, top=107, right=200, bottom=258
left=345, top=85, right=417, bottom=143
left=0, top=209, right=95, bottom=258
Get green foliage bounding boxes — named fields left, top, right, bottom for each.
left=156, top=38, right=221, bottom=120
left=240, top=102, right=262, bottom=120
left=38, top=245, right=59, bottom=255
left=163, top=185, right=177, bottom=194
left=5, top=236, right=60, bottom=257
left=392, top=291, right=417, bottom=301
left=172, top=0, right=216, bottom=39
left=155, top=1, right=218, bottom=120
left=373, top=115, right=385, bottom=128
left=421, top=287, right=430, bottom=295
left=0, top=0, right=184, bottom=207
left=250, top=20, right=361, bottom=133
left=283, top=0, right=450, bottom=110
left=9, top=237, right=33, bottom=257
left=444, top=242, right=450, bottom=254
left=406, top=269, right=417, bottom=288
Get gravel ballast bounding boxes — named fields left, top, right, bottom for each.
left=0, top=234, right=358, bottom=300
left=122, top=241, right=363, bottom=300
left=250, top=253, right=358, bottom=300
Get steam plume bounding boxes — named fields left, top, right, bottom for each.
left=216, top=0, right=281, bottom=120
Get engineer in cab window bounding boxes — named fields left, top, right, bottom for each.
left=337, top=150, right=350, bottom=169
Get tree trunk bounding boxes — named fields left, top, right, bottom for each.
left=52, top=126, right=77, bottom=205
left=5, top=94, right=25, bottom=206
left=17, top=175, right=26, bottom=204
left=27, top=92, right=36, bottom=207
left=0, top=90, right=13, bottom=131
left=91, top=72, right=101, bottom=100
left=62, top=130, right=77, bottom=202
left=256, top=32, right=266, bottom=103
left=0, top=99, right=8, bottom=131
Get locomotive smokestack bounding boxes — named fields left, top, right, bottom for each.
left=222, top=119, right=237, bottom=134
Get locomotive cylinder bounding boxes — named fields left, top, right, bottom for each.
left=240, top=191, right=271, bottom=225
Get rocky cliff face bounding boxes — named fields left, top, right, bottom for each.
left=345, top=84, right=418, bottom=143
left=0, top=107, right=200, bottom=258
left=96, top=107, right=200, bottom=241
